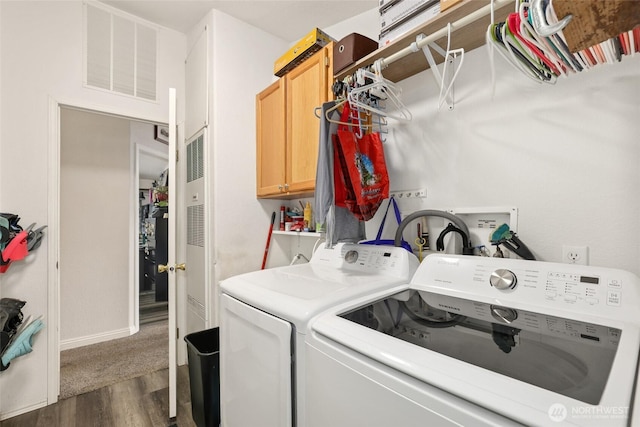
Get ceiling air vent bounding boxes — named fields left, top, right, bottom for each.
left=85, top=3, right=157, bottom=101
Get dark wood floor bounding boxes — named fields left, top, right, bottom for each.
left=140, top=290, right=169, bottom=325
left=0, top=365, right=197, bottom=427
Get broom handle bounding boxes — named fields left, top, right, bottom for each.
left=261, top=212, right=276, bottom=270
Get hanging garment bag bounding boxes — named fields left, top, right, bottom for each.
left=333, top=102, right=389, bottom=221
left=360, top=196, right=412, bottom=252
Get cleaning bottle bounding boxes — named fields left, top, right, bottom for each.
left=304, top=202, right=312, bottom=231
left=279, top=206, right=285, bottom=231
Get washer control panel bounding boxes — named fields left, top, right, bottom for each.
left=411, top=254, right=639, bottom=317
left=479, top=265, right=626, bottom=309
left=489, top=269, right=517, bottom=290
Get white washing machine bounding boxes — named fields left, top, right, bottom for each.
left=305, top=254, right=640, bottom=427
left=219, top=243, right=419, bottom=427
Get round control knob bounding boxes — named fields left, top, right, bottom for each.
left=491, top=305, right=518, bottom=323
left=344, top=250, right=359, bottom=264
left=490, top=269, right=517, bottom=290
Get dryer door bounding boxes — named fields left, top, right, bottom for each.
left=220, top=294, right=293, bottom=427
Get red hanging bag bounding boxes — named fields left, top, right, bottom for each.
left=333, top=102, right=389, bottom=221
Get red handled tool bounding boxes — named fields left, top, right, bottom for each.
left=261, top=212, right=276, bottom=270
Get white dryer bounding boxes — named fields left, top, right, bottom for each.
left=219, top=243, right=419, bottom=427
left=305, top=254, right=640, bottom=427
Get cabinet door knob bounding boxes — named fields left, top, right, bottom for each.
left=175, top=263, right=186, bottom=271
left=278, top=184, right=283, bottom=191
left=158, top=264, right=168, bottom=274
left=284, top=183, right=289, bottom=190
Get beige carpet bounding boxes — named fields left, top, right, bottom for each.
left=59, top=320, right=169, bottom=399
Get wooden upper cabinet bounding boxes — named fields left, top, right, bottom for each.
left=285, top=46, right=330, bottom=195
left=256, top=79, right=286, bottom=197
left=256, top=44, right=332, bottom=198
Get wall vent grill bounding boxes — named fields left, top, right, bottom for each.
left=85, top=3, right=157, bottom=100
left=187, top=204, right=204, bottom=247
left=186, top=134, right=204, bottom=183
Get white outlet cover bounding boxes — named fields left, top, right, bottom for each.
left=562, top=245, right=589, bottom=265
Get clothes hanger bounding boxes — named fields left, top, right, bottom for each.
left=347, top=64, right=412, bottom=122
left=502, top=19, right=556, bottom=82
left=501, top=14, right=557, bottom=83
left=530, top=0, right=572, bottom=37
left=368, top=97, right=389, bottom=142
left=318, top=75, right=376, bottom=130
left=351, top=101, right=366, bottom=138
left=530, top=0, right=583, bottom=72
left=509, top=11, right=561, bottom=76
left=517, top=2, right=569, bottom=76
left=487, top=21, right=547, bottom=83
left=323, top=98, right=375, bottom=129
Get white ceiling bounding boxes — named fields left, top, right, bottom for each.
left=101, top=0, right=377, bottom=41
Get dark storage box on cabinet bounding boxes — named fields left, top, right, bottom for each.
left=185, top=328, right=220, bottom=427
left=333, top=33, right=379, bottom=74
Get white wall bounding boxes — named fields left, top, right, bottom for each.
left=0, top=0, right=185, bottom=418
left=325, top=7, right=379, bottom=41
left=131, top=120, right=170, bottom=154
left=396, top=49, right=640, bottom=272
left=326, top=9, right=640, bottom=275
left=60, top=108, right=131, bottom=342
left=193, top=11, right=289, bottom=326
left=210, top=10, right=290, bottom=279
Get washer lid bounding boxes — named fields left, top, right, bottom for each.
left=312, top=284, right=640, bottom=426
left=339, top=289, right=620, bottom=405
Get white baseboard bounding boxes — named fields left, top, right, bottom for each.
left=0, top=400, right=47, bottom=421
left=60, top=327, right=131, bottom=351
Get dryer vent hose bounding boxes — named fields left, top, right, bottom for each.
left=393, top=210, right=474, bottom=255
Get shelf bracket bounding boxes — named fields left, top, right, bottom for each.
left=418, top=34, right=458, bottom=110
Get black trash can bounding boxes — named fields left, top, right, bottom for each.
left=184, top=328, right=220, bottom=427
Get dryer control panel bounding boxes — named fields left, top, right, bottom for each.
left=311, top=243, right=419, bottom=278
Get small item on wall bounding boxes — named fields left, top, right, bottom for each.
left=0, top=298, right=45, bottom=372
left=0, top=213, right=47, bottom=273
left=153, top=186, right=168, bottom=207
left=154, top=125, right=170, bottom=144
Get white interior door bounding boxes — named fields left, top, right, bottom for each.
left=168, top=87, right=179, bottom=419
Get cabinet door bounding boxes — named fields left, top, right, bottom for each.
left=256, top=79, right=286, bottom=197
left=285, top=46, right=330, bottom=194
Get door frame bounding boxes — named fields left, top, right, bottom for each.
left=134, top=144, right=169, bottom=329
left=47, top=96, right=186, bottom=404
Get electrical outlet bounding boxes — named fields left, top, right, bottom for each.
left=562, top=245, right=588, bottom=265
left=391, top=188, right=427, bottom=199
